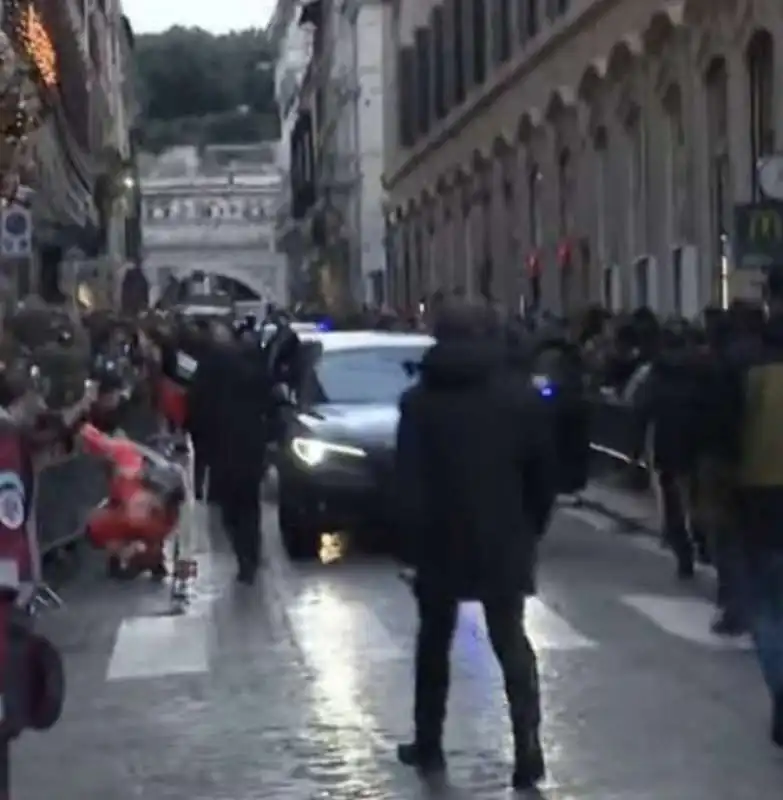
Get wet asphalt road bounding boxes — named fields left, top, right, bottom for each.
left=12, top=495, right=783, bottom=799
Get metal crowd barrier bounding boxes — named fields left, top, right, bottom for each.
left=25, top=394, right=640, bottom=560
left=32, top=454, right=108, bottom=558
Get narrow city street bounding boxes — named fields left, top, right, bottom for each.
left=13, top=497, right=783, bottom=799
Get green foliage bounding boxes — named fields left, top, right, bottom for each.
left=134, top=26, right=279, bottom=151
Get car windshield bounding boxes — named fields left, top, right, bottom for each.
left=311, top=344, right=429, bottom=404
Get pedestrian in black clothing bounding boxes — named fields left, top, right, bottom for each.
left=206, top=338, right=271, bottom=584
left=690, top=311, right=750, bottom=635
left=394, top=302, right=557, bottom=790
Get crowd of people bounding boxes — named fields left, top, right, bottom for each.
left=359, top=282, right=783, bottom=784
left=607, top=279, right=783, bottom=755
left=2, top=282, right=783, bottom=790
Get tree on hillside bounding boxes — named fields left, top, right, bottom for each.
left=134, top=27, right=279, bottom=152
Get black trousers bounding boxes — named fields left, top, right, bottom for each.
left=192, top=442, right=208, bottom=501
left=713, top=525, right=745, bottom=619
left=414, top=590, right=540, bottom=751
left=658, top=470, right=706, bottom=564
left=220, top=482, right=261, bottom=570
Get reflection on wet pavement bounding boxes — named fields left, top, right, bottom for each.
left=11, top=503, right=783, bottom=799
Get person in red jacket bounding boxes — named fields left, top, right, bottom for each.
left=81, top=424, right=185, bottom=579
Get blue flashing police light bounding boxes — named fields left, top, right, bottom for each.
left=531, top=374, right=555, bottom=398
left=316, top=319, right=332, bottom=331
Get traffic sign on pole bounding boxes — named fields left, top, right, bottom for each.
left=0, top=203, right=31, bottom=257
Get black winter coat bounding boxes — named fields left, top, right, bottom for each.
left=194, top=344, right=270, bottom=496
left=395, top=340, right=557, bottom=600
left=637, top=348, right=718, bottom=473
left=186, top=342, right=231, bottom=456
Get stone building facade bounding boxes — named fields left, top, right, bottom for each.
left=381, top=0, right=782, bottom=316
left=272, top=0, right=389, bottom=308
left=140, top=148, right=286, bottom=306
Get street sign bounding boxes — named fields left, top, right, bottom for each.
left=733, top=202, right=783, bottom=269
left=758, top=155, right=783, bottom=200
left=0, top=204, right=31, bottom=257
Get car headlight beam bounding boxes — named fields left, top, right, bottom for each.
left=291, top=437, right=367, bottom=466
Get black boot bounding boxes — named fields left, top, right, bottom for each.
left=772, top=693, right=783, bottom=747
left=695, top=541, right=712, bottom=565
left=236, top=561, right=256, bottom=585
left=512, top=731, right=545, bottom=790
left=676, top=552, right=695, bottom=580
left=710, top=609, right=746, bottom=637
left=396, top=742, right=446, bottom=775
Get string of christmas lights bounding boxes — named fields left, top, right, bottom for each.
left=8, top=0, right=57, bottom=88
left=0, top=0, right=57, bottom=202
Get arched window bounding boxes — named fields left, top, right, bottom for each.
left=625, top=105, right=645, bottom=257
left=527, top=162, right=543, bottom=307
left=706, top=57, right=730, bottom=305
left=528, top=163, right=542, bottom=247
left=557, top=148, right=572, bottom=310
left=627, top=107, right=645, bottom=206
left=663, top=84, right=685, bottom=241
left=593, top=127, right=608, bottom=262
left=747, top=30, right=774, bottom=197
left=557, top=147, right=571, bottom=235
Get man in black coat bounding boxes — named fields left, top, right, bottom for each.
left=186, top=324, right=231, bottom=501
left=635, top=327, right=711, bottom=578
left=394, top=302, right=557, bottom=790
left=193, top=331, right=270, bottom=584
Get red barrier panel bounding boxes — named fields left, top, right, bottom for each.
left=0, top=416, right=65, bottom=796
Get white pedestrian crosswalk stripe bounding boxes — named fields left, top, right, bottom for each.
left=107, top=614, right=212, bottom=680
left=459, top=598, right=598, bottom=650
left=286, top=590, right=406, bottom=662
left=286, top=589, right=753, bottom=664
left=106, top=509, right=221, bottom=682
left=621, top=594, right=752, bottom=649
left=559, top=506, right=617, bottom=532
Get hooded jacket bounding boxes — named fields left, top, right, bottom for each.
left=395, top=339, right=556, bottom=599
left=636, top=344, right=714, bottom=473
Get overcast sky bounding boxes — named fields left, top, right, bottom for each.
left=124, top=0, right=277, bottom=33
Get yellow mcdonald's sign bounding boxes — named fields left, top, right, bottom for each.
left=749, top=207, right=783, bottom=242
